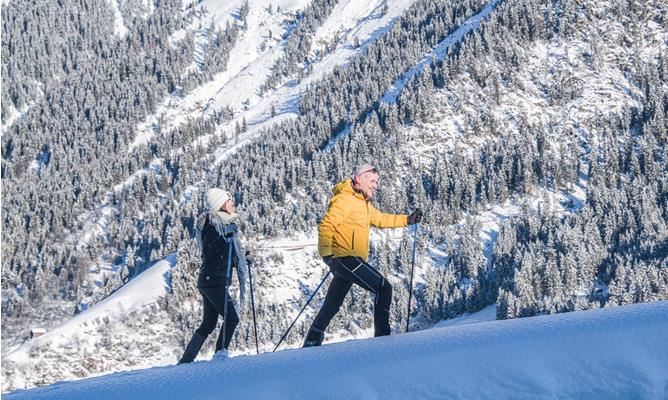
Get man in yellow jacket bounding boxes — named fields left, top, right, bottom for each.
left=303, top=164, right=423, bottom=347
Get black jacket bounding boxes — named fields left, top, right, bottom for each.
left=197, top=215, right=238, bottom=288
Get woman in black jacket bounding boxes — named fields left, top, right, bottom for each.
left=178, top=188, right=248, bottom=363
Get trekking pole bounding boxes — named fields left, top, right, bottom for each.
left=247, top=259, right=260, bottom=354
left=405, top=223, right=420, bottom=333
left=273, top=271, right=331, bottom=352
left=221, top=233, right=235, bottom=352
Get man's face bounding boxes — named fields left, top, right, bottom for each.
left=355, top=172, right=379, bottom=200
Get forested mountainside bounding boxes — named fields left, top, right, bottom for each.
left=2, top=0, right=666, bottom=390
left=2, top=0, right=241, bottom=336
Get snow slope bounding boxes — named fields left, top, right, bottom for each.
left=5, top=301, right=667, bottom=399
left=6, top=256, right=175, bottom=357
left=3, top=257, right=176, bottom=388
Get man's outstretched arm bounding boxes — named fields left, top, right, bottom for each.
left=369, top=204, right=408, bottom=228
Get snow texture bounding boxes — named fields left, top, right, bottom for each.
left=108, top=0, right=128, bottom=37
left=5, top=301, right=668, bottom=399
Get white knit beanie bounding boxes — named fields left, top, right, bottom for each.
left=206, top=188, right=232, bottom=212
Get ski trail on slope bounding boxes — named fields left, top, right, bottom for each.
left=324, top=0, right=503, bottom=151
left=382, top=0, right=503, bottom=103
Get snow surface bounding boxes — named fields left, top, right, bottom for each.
left=6, top=301, right=668, bottom=399
left=432, top=304, right=497, bottom=329
left=108, top=0, right=129, bottom=38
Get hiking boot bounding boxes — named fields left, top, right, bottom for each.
left=178, top=332, right=207, bottom=364
left=212, top=349, right=229, bottom=361
left=302, top=328, right=324, bottom=347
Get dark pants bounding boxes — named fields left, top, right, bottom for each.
left=179, top=286, right=239, bottom=364
left=196, top=286, right=240, bottom=351
left=305, top=257, right=393, bottom=345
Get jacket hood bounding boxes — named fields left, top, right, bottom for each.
left=332, top=178, right=365, bottom=199
left=332, top=179, right=353, bottom=195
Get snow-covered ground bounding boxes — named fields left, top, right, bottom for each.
left=2, top=257, right=177, bottom=389
left=6, top=301, right=667, bottom=399
left=432, top=303, right=497, bottom=328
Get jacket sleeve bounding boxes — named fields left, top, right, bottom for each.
left=369, top=203, right=408, bottom=228
left=318, top=196, right=345, bottom=257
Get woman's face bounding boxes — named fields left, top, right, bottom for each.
left=222, top=199, right=235, bottom=214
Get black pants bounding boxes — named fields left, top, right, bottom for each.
left=306, top=256, right=393, bottom=343
left=196, top=286, right=239, bottom=351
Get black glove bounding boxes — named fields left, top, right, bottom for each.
left=223, top=223, right=238, bottom=238
left=408, top=208, right=423, bottom=225
left=245, top=250, right=254, bottom=265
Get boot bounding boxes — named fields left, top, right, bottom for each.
left=212, top=348, right=229, bottom=361
left=178, top=332, right=207, bottom=364
left=302, top=327, right=324, bottom=348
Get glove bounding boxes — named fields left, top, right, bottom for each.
left=223, top=223, right=238, bottom=238
left=408, top=208, right=423, bottom=225
left=245, top=250, right=254, bottom=265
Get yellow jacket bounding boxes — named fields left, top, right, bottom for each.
left=318, top=179, right=408, bottom=261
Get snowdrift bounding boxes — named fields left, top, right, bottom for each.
left=5, top=301, right=668, bottom=399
